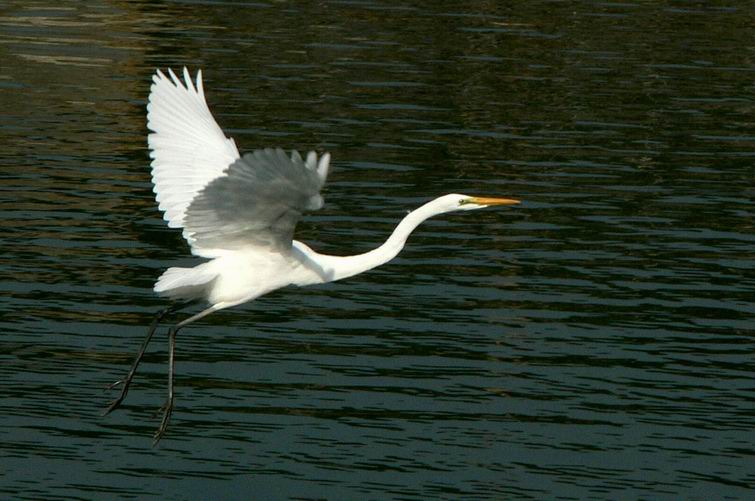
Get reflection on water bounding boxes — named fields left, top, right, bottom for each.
left=1, top=1, right=753, bottom=499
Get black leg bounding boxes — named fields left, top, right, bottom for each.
left=103, top=302, right=188, bottom=416
left=153, top=325, right=178, bottom=445
left=151, top=304, right=221, bottom=445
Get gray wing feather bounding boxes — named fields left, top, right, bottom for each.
left=184, top=147, right=328, bottom=255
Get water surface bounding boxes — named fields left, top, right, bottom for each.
left=1, top=1, right=753, bottom=499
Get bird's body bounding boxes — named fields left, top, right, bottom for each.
left=155, top=246, right=298, bottom=306
left=155, top=193, right=486, bottom=308
left=103, top=67, right=519, bottom=444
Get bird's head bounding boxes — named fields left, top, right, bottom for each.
left=439, top=193, right=521, bottom=212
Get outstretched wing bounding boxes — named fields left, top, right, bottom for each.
left=184, top=148, right=331, bottom=257
left=147, top=67, right=240, bottom=243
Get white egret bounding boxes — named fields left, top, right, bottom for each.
left=103, top=68, right=520, bottom=443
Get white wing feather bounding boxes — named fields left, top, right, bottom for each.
left=184, top=148, right=330, bottom=257
left=147, top=67, right=240, bottom=244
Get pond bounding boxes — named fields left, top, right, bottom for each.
left=1, top=1, right=753, bottom=499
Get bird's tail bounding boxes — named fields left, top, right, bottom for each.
left=154, top=265, right=217, bottom=300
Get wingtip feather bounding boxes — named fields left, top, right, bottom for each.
left=182, top=66, right=196, bottom=94
left=317, top=152, right=331, bottom=182
left=167, top=67, right=181, bottom=87
left=196, top=69, right=204, bottom=98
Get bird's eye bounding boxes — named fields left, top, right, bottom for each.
left=458, top=198, right=470, bottom=206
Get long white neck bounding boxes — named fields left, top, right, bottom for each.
left=297, top=198, right=453, bottom=284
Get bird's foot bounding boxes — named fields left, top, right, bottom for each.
left=152, top=397, right=174, bottom=446
left=101, top=379, right=128, bottom=416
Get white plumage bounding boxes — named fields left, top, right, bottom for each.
left=147, top=68, right=333, bottom=306
left=103, top=67, right=520, bottom=443
left=147, top=68, right=240, bottom=242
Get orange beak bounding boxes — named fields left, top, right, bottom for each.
left=468, top=196, right=520, bottom=206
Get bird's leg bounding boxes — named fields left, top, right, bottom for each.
left=152, top=304, right=222, bottom=445
left=103, top=301, right=191, bottom=416
left=153, top=324, right=178, bottom=445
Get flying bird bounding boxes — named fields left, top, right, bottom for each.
left=103, top=67, right=520, bottom=444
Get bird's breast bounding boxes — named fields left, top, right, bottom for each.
left=205, top=248, right=304, bottom=306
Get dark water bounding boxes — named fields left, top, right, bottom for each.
left=1, top=1, right=754, bottom=499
